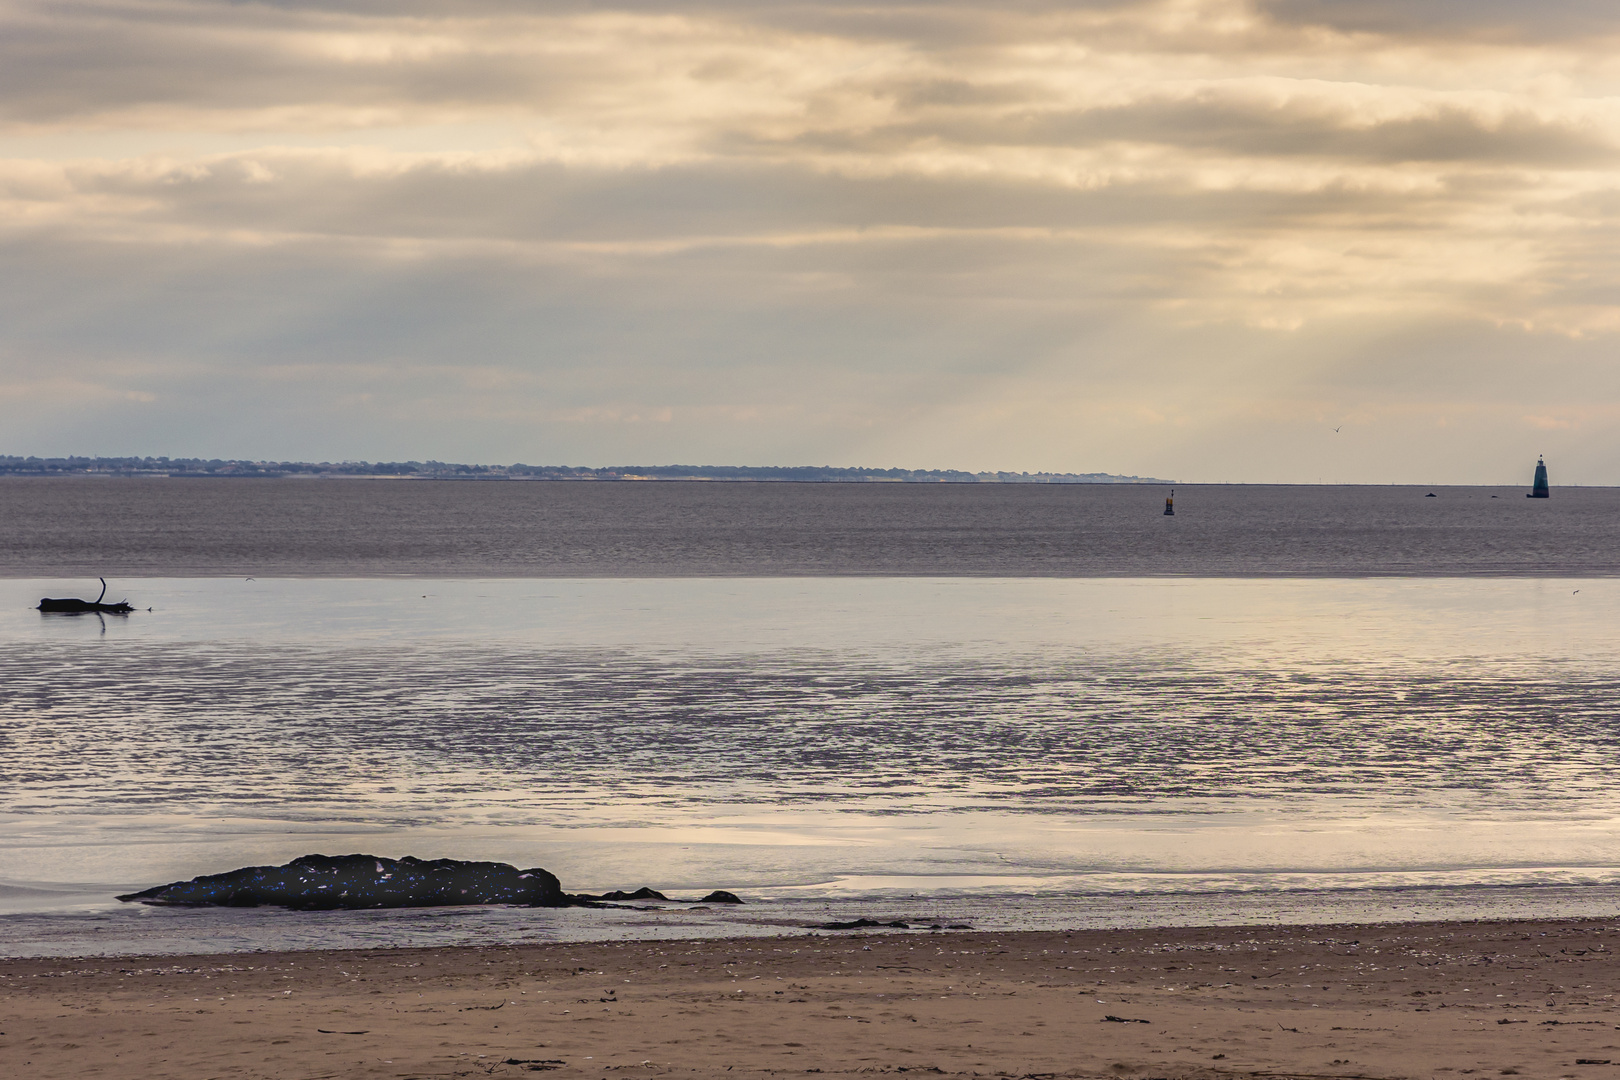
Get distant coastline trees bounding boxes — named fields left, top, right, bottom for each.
left=0, top=456, right=1169, bottom=484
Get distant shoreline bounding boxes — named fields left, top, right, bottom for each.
left=0, top=456, right=1170, bottom=484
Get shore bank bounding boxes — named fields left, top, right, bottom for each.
left=4, top=917, right=1618, bottom=1079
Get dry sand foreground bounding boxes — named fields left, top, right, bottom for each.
left=4, top=918, right=1620, bottom=1079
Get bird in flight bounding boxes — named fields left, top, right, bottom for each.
left=1333, top=426, right=1342, bottom=433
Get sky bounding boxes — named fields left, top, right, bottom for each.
left=1, top=0, right=1618, bottom=483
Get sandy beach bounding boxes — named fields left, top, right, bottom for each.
left=4, top=917, right=1618, bottom=1079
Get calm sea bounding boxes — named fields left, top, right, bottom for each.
left=2, top=479, right=1619, bottom=956
left=2, top=477, right=1618, bottom=576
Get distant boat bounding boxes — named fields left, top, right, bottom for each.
left=1529, top=457, right=1550, bottom=498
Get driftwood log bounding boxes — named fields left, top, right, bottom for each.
left=38, top=577, right=135, bottom=614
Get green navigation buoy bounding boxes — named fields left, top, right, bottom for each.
left=1529, top=456, right=1550, bottom=498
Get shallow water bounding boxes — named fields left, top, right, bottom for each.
left=8, top=884, right=1620, bottom=959
left=3, top=575, right=1619, bottom=954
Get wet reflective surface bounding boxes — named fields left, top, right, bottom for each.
left=2, top=575, right=1619, bottom=957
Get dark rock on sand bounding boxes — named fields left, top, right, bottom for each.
left=116, top=854, right=567, bottom=910
left=570, top=886, right=741, bottom=906
left=815, top=916, right=973, bottom=931
left=606, top=886, right=669, bottom=901
left=818, top=917, right=911, bottom=930
left=577, top=887, right=670, bottom=902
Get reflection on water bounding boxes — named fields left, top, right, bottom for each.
left=5, top=643, right=1619, bottom=819
left=3, top=576, right=1620, bottom=951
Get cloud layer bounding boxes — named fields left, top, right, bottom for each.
left=2, top=0, right=1619, bottom=481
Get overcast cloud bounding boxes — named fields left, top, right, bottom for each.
left=2, top=0, right=1618, bottom=481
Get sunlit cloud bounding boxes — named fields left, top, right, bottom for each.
left=0, top=0, right=1617, bottom=480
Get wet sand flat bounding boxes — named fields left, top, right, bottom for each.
left=3, top=918, right=1619, bottom=1079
